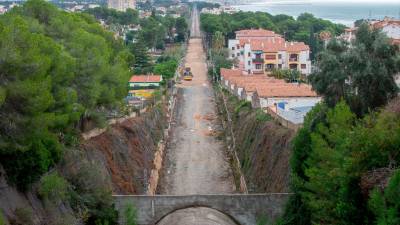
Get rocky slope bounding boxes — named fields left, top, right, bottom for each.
left=215, top=88, right=294, bottom=193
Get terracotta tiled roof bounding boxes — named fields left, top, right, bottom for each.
left=129, top=75, right=162, bottom=83
left=249, top=39, right=310, bottom=52
left=372, top=20, right=400, bottom=30
left=391, top=38, right=400, bottom=46
left=256, top=84, right=318, bottom=97
left=236, top=29, right=281, bottom=38
left=220, top=68, right=243, bottom=78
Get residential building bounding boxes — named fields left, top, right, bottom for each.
left=252, top=84, right=321, bottom=109
left=128, top=75, right=162, bottom=100
left=338, top=27, right=357, bottom=43
left=108, top=0, right=136, bottom=12
left=371, top=17, right=400, bottom=46
left=338, top=18, right=400, bottom=46
left=220, top=68, right=321, bottom=126
left=228, top=29, right=312, bottom=75
left=200, top=5, right=237, bottom=15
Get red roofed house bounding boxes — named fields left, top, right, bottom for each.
left=252, top=83, right=321, bottom=109
left=128, top=74, right=163, bottom=99
left=371, top=17, right=400, bottom=42
left=228, top=29, right=311, bottom=75
left=220, top=68, right=242, bottom=89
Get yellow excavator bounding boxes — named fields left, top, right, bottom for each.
left=182, top=65, right=193, bottom=81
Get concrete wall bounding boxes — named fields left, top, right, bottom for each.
left=228, top=39, right=240, bottom=59
left=383, top=24, right=400, bottom=39
left=113, top=194, right=290, bottom=225
left=259, top=96, right=322, bottom=109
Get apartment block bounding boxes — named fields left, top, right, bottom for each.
left=228, top=29, right=311, bottom=75
left=108, top=0, right=136, bottom=11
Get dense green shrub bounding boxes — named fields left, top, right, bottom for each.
left=124, top=204, right=138, bottom=225
left=0, top=211, right=5, bottom=225
left=38, top=172, right=69, bottom=203
left=368, top=170, right=400, bottom=225
left=0, top=0, right=131, bottom=189
left=280, top=99, right=400, bottom=225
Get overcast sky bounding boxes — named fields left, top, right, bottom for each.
left=309, top=0, right=400, bottom=3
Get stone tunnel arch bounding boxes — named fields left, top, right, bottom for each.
left=155, top=206, right=241, bottom=225
left=113, top=194, right=290, bottom=225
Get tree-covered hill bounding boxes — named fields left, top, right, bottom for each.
left=0, top=0, right=132, bottom=189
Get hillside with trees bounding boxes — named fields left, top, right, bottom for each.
left=201, top=11, right=346, bottom=59
left=0, top=0, right=133, bottom=189
left=278, top=24, right=400, bottom=225
left=0, top=0, right=137, bottom=223
left=85, top=6, right=188, bottom=75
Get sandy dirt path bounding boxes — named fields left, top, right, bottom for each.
left=158, top=10, right=235, bottom=195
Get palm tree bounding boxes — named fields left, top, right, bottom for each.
left=212, top=31, right=225, bottom=50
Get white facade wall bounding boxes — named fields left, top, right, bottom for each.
left=237, top=87, right=243, bottom=97
left=382, top=24, right=400, bottom=39
left=108, top=0, right=135, bottom=11
left=244, top=44, right=252, bottom=72
left=299, top=50, right=311, bottom=75
left=259, top=97, right=322, bottom=109
left=277, top=51, right=286, bottom=69
left=228, top=39, right=240, bottom=60
left=245, top=92, right=254, bottom=102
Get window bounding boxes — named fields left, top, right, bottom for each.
left=278, top=64, right=282, bottom=69
left=232, top=47, right=235, bottom=50
left=256, top=64, right=262, bottom=70
left=248, top=61, right=251, bottom=66
left=248, top=52, right=251, bottom=57
left=237, top=53, right=240, bottom=57
left=278, top=54, right=282, bottom=59
left=255, top=54, right=261, bottom=59
left=266, top=64, right=275, bottom=70
left=301, top=64, right=307, bottom=69
left=232, top=54, right=235, bottom=58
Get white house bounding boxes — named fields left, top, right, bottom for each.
left=252, top=84, right=321, bottom=109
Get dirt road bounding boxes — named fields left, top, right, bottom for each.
left=159, top=9, right=235, bottom=195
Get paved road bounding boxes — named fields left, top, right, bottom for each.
left=159, top=8, right=235, bottom=195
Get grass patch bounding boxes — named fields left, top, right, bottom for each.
left=255, top=109, right=271, bottom=122
left=38, top=172, right=69, bottom=203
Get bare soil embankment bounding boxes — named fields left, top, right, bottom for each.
left=81, top=105, right=166, bottom=194
left=0, top=105, right=166, bottom=224
left=215, top=89, right=294, bottom=193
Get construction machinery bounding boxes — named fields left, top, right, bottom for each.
left=182, top=65, right=193, bottom=81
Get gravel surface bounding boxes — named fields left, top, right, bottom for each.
left=159, top=9, right=235, bottom=195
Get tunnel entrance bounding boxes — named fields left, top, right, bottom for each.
left=156, top=207, right=240, bottom=225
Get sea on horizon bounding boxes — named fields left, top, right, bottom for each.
left=232, top=1, right=400, bottom=27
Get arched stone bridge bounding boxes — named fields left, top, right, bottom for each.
left=113, top=194, right=290, bottom=225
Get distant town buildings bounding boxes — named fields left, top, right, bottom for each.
left=108, top=0, right=136, bottom=12
left=335, top=17, right=400, bottom=46
left=0, top=3, right=20, bottom=14
left=200, top=5, right=237, bottom=15
left=228, top=29, right=312, bottom=75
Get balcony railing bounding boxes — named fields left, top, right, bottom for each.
left=252, top=58, right=264, bottom=63
left=289, top=57, right=298, bottom=62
